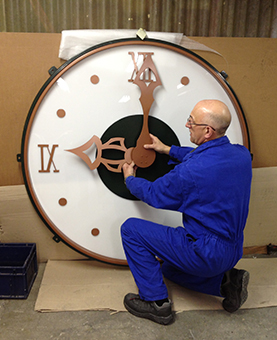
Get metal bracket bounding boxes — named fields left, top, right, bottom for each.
left=48, top=66, right=58, bottom=76
left=220, top=70, right=228, bottom=79
left=53, top=235, right=61, bottom=243
left=16, top=154, right=22, bottom=162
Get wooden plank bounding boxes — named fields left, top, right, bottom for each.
left=243, top=245, right=268, bottom=255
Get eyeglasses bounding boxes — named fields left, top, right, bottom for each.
left=186, top=116, right=215, bottom=131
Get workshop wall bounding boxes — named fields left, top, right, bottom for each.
left=1, top=0, right=276, bottom=37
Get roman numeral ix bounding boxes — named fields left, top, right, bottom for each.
left=38, top=144, right=59, bottom=173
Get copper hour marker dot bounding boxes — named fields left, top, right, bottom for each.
left=58, top=198, right=67, bottom=206
left=181, top=76, right=190, bottom=86
left=91, top=228, right=100, bottom=236
left=57, top=109, right=66, bottom=118
left=90, top=75, right=100, bottom=84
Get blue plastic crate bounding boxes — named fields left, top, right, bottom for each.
left=0, top=243, right=38, bottom=299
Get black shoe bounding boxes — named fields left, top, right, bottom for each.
left=221, top=268, right=250, bottom=313
left=123, top=293, right=174, bottom=325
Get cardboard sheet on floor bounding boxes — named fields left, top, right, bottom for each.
left=35, top=258, right=277, bottom=312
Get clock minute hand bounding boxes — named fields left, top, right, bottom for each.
left=131, top=53, right=162, bottom=168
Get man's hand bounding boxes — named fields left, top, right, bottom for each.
left=122, top=161, right=137, bottom=182
left=144, top=134, right=171, bottom=155
left=122, top=135, right=170, bottom=182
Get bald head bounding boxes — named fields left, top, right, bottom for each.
left=193, top=100, right=231, bottom=137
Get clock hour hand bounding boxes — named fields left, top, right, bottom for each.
left=131, top=53, right=162, bottom=168
left=66, top=135, right=133, bottom=173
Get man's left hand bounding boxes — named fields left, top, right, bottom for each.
left=122, top=161, right=137, bottom=181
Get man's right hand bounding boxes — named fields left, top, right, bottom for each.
left=144, top=134, right=171, bottom=155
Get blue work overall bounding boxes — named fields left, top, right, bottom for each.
left=121, top=136, right=252, bottom=301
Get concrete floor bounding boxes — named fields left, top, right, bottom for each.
left=0, top=264, right=277, bottom=340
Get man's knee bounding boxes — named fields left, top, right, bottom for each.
left=121, top=217, right=139, bottom=237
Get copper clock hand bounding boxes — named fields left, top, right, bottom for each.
left=66, top=136, right=133, bottom=173
left=131, top=53, right=162, bottom=168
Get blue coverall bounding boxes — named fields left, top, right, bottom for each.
left=121, top=136, right=252, bottom=301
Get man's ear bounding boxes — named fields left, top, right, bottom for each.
left=205, top=126, right=214, bottom=139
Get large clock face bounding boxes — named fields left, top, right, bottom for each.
left=21, top=38, right=250, bottom=265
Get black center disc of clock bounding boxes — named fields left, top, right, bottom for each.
left=97, top=115, right=180, bottom=200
